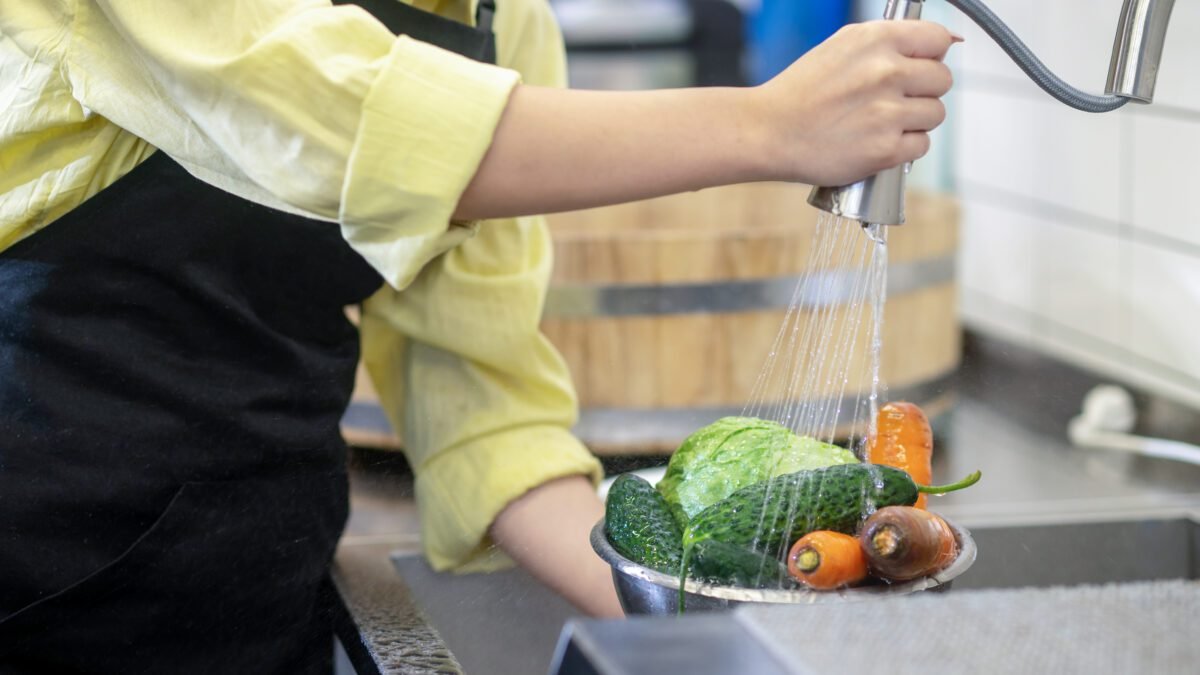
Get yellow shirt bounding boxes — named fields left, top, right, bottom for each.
left=0, top=0, right=602, bottom=572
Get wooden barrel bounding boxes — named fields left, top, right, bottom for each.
left=541, top=183, right=960, bottom=454
left=342, top=183, right=960, bottom=455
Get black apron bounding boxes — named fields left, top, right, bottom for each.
left=0, top=3, right=496, bottom=673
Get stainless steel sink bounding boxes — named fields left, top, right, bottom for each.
left=552, top=513, right=1200, bottom=675
left=953, top=515, right=1198, bottom=590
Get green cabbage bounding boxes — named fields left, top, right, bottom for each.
left=656, top=416, right=858, bottom=527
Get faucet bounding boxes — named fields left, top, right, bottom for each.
left=1107, top=0, right=1176, bottom=103
left=807, top=0, right=1177, bottom=228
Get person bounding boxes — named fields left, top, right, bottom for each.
left=0, top=0, right=956, bottom=671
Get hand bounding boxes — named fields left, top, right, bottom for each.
left=752, top=20, right=960, bottom=187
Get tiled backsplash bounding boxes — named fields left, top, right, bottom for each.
left=948, top=0, right=1200, bottom=409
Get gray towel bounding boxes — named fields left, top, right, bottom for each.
left=736, top=579, right=1199, bottom=675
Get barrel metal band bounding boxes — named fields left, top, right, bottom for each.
left=543, top=255, right=955, bottom=318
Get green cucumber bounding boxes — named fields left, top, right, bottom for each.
left=688, top=538, right=792, bottom=589
left=683, top=464, right=981, bottom=555
left=604, top=473, right=684, bottom=574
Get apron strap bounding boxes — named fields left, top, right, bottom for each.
left=333, top=0, right=498, bottom=64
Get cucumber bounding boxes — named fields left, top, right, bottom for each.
left=604, top=473, right=684, bottom=573
left=687, top=539, right=792, bottom=589
left=683, top=464, right=981, bottom=556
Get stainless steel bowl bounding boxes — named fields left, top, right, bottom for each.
left=591, top=518, right=977, bottom=615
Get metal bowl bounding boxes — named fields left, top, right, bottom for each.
left=590, top=518, right=977, bottom=615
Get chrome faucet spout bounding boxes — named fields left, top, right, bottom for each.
left=1107, top=0, right=1176, bottom=104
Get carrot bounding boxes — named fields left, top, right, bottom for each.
left=867, top=401, right=933, bottom=509
left=859, top=506, right=958, bottom=582
left=786, top=530, right=869, bottom=590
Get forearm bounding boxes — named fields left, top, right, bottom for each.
left=455, top=85, right=768, bottom=221
left=455, top=20, right=959, bottom=222
left=490, top=474, right=624, bottom=618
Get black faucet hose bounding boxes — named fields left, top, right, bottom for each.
left=945, top=0, right=1128, bottom=113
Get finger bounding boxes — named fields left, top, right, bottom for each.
left=937, top=32, right=965, bottom=62
left=890, top=21, right=955, bottom=60
left=896, top=131, right=932, bottom=164
left=901, top=59, right=953, bottom=98
left=900, top=98, right=947, bottom=132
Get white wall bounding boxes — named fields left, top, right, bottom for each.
left=947, top=0, right=1200, bottom=409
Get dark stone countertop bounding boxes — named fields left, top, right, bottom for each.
left=332, top=542, right=462, bottom=675
left=332, top=456, right=465, bottom=675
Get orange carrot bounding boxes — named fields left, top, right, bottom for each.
left=868, top=402, right=933, bottom=509
left=786, top=531, right=869, bottom=590
left=859, top=506, right=958, bottom=582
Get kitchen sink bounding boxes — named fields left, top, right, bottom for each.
left=388, top=511, right=1200, bottom=675
left=953, top=515, right=1198, bottom=590
left=551, top=511, right=1200, bottom=675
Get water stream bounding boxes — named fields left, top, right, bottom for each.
left=738, top=214, right=891, bottom=585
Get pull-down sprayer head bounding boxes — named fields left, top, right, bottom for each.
left=808, top=0, right=1176, bottom=228
left=807, top=0, right=923, bottom=228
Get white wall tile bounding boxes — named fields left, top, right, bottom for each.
left=956, top=88, right=1037, bottom=199
left=1031, top=219, right=1125, bottom=348
left=1128, top=241, right=1200, bottom=389
left=958, top=199, right=1038, bottom=309
left=955, top=93, right=1120, bottom=222
left=961, top=200, right=1126, bottom=355
left=1130, top=114, right=1200, bottom=247
left=1029, top=99, right=1123, bottom=222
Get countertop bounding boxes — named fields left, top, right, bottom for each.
left=331, top=333, right=1200, bottom=674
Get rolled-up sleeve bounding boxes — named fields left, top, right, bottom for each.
left=360, top=215, right=603, bottom=572
left=72, top=0, right=519, bottom=288
left=340, top=36, right=518, bottom=288
left=354, top=0, right=597, bottom=573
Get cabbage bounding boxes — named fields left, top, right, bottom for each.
left=656, top=417, right=858, bottom=527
